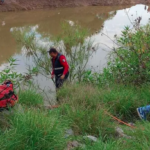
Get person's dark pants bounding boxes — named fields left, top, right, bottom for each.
left=55, top=72, right=69, bottom=103
left=55, top=72, right=69, bottom=89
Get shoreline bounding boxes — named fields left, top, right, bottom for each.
left=0, top=0, right=149, bottom=12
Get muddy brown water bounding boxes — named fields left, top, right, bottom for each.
left=0, top=4, right=150, bottom=103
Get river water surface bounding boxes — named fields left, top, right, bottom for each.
left=0, top=4, right=150, bottom=103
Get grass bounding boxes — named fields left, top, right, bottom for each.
left=0, top=108, right=69, bottom=150
left=18, top=89, right=43, bottom=107
left=9, top=22, right=150, bottom=149
left=58, top=84, right=115, bottom=138
left=58, top=83, right=150, bottom=121
left=80, top=138, right=119, bottom=150
left=57, top=83, right=150, bottom=149
left=0, top=83, right=150, bottom=149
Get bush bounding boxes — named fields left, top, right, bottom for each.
left=0, top=108, right=68, bottom=150
left=53, top=22, right=96, bottom=82
left=19, top=89, right=43, bottom=107
left=12, top=23, right=96, bottom=83
left=106, top=24, right=150, bottom=85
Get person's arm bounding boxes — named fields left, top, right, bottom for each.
left=51, top=69, right=54, bottom=75
left=59, top=55, right=69, bottom=76
left=51, top=70, right=54, bottom=76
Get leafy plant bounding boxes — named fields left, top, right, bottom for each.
left=12, top=26, right=52, bottom=80
left=106, top=24, right=150, bottom=85
left=12, top=24, right=96, bottom=83
left=54, top=23, right=96, bottom=82
left=0, top=57, right=39, bottom=91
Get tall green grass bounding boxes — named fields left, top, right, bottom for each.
left=58, top=84, right=115, bottom=138
left=19, top=89, right=43, bottom=107
left=58, top=83, right=150, bottom=122
left=100, top=84, right=150, bottom=120
left=0, top=108, right=68, bottom=150
left=0, top=84, right=150, bottom=149
left=80, top=138, right=119, bottom=150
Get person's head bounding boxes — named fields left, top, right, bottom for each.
left=48, top=48, right=58, bottom=58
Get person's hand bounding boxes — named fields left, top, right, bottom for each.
left=60, top=74, right=65, bottom=80
left=51, top=74, right=55, bottom=79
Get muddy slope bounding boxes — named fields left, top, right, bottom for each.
left=0, top=0, right=149, bottom=12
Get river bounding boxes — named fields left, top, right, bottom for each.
left=0, top=4, right=150, bottom=103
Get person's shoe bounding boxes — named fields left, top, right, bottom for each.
left=137, top=107, right=146, bottom=120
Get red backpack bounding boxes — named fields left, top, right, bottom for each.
left=0, top=80, right=18, bottom=108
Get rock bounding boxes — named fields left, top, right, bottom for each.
left=65, top=141, right=85, bottom=150
left=115, top=127, right=132, bottom=139
left=71, top=141, right=79, bottom=147
left=64, top=129, right=74, bottom=138
left=116, top=127, right=124, bottom=135
left=68, top=20, right=74, bottom=26
left=83, top=135, right=97, bottom=142
left=66, top=141, right=80, bottom=150
left=2, top=21, right=5, bottom=26
left=128, top=122, right=135, bottom=127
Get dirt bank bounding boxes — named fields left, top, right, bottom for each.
left=0, top=0, right=149, bottom=12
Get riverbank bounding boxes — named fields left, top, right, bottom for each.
left=0, top=0, right=150, bottom=12
left=0, top=15, right=150, bottom=149
left=0, top=83, right=150, bottom=150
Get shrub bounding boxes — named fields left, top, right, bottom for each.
left=12, top=23, right=96, bottom=83
left=52, top=22, right=96, bottom=82
left=106, top=24, right=150, bottom=85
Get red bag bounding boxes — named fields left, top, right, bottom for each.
left=0, top=80, right=18, bottom=108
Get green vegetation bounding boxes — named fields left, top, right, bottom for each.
left=1, top=84, right=150, bottom=150
left=83, top=23, right=150, bottom=86
left=0, top=108, right=68, bottom=150
left=106, top=24, right=150, bottom=85
left=54, top=23, right=94, bottom=82
left=12, top=23, right=96, bottom=82
left=19, top=89, right=44, bottom=107
left=58, top=84, right=115, bottom=137
left=1, top=21, right=150, bottom=149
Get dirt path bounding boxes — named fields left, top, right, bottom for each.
left=0, top=0, right=149, bottom=12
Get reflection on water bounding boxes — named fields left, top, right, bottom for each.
left=88, top=4, right=150, bottom=70
left=0, top=4, right=150, bottom=96
left=0, top=5, right=129, bottom=65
